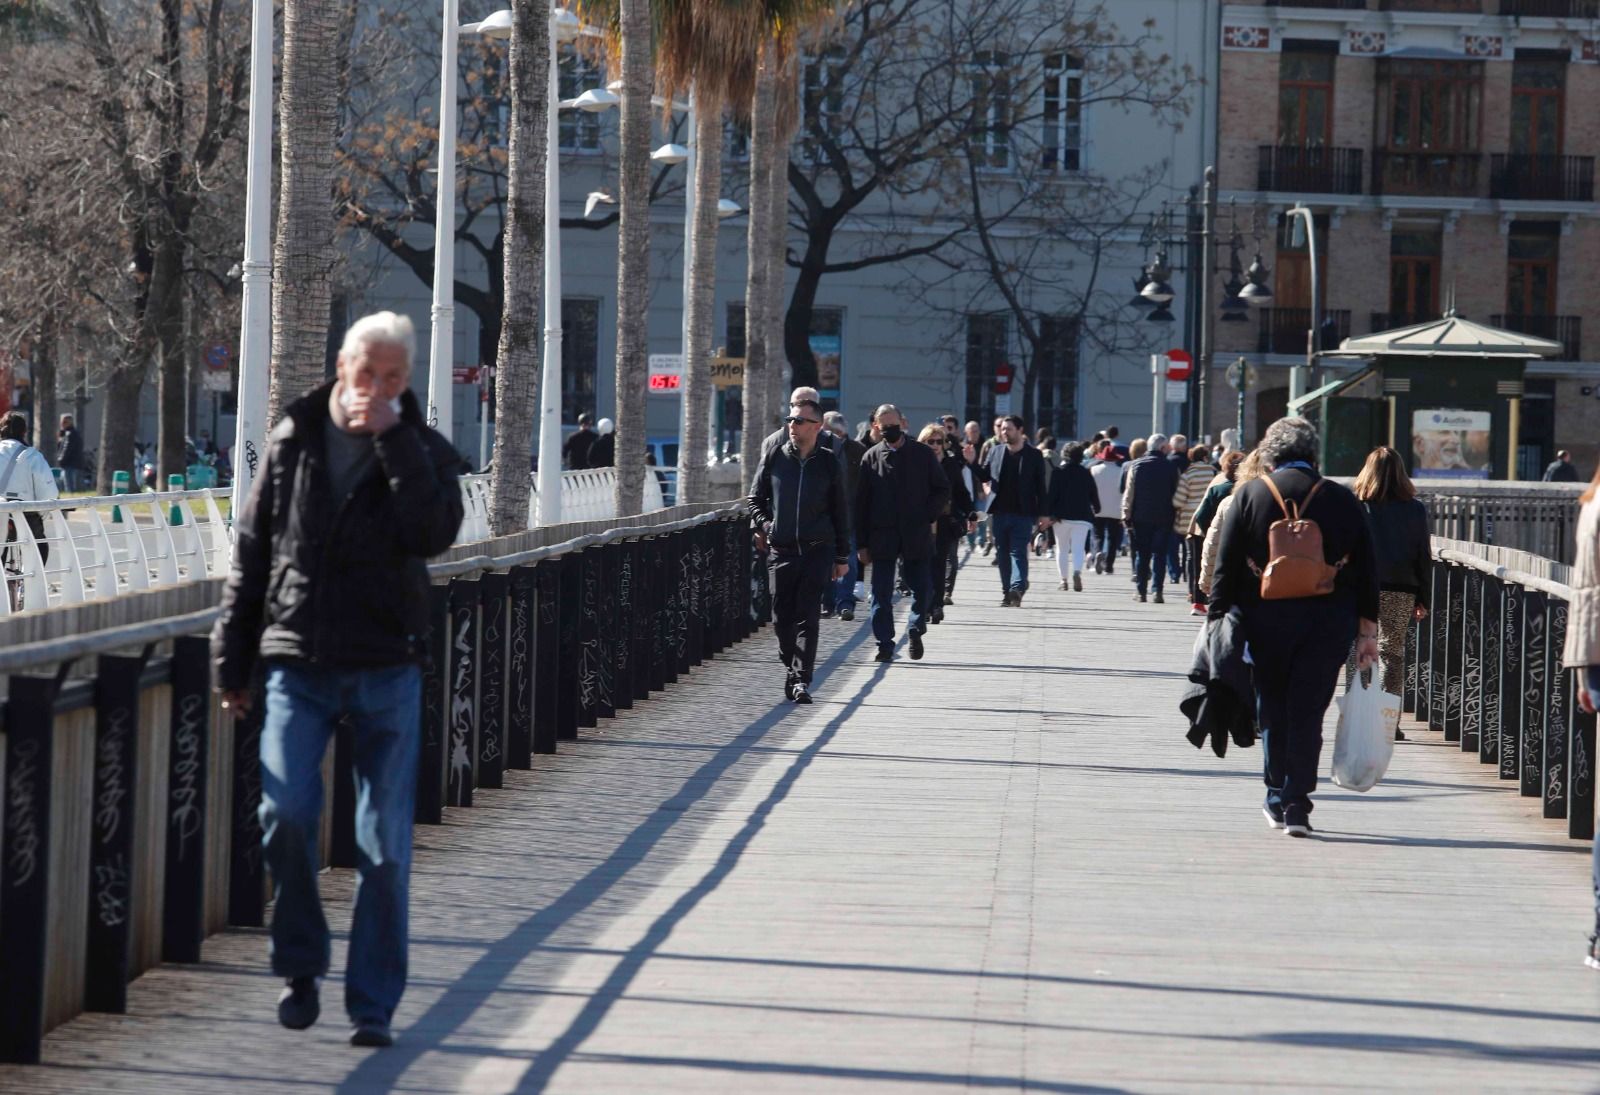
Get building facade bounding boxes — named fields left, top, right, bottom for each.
left=1215, top=0, right=1600, bottom=475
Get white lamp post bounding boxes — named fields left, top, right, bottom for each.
left=232, top=0, right=274, bottom=524
left=426, top=0, right=464, bottom=440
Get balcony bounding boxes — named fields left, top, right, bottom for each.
left=1500, top=0, right=1600, bottom=16
left=1489, top=154, right=1595, bottom=203
left=1490, top=314, right=1582, bottom=361
left=1370, top=311, right=1438, bottom=333
left=1372, top=151, right=1480, bottom=197
left=1258, top=308, right=1352, bottom=356
left=1257, top=146, right=1364, bottom=195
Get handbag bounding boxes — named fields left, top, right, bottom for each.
left=1331, top=661, right=1399, bottom=792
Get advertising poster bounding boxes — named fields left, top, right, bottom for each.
left=1411, top=409, right=1491, bottom=479
left=810, top=333, right=841, bottom=407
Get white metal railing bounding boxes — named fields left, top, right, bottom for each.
left=0, top=489, right=231, bottom=617
left=458, top=467, right=667, bottom=541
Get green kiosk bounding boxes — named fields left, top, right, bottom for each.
left=1289, top=311, right=1560, bottom=480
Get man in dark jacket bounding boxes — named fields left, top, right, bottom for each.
left=562, top=413, right=596, bottom=469
left=212, top=312, right=464, bottom=1047
left=983, top=415, right=1050, bottom=606
left=56, top=414, right=85, bottom=490
left=1121, top=433, right=1179, bottom=603
left=1543, top=450, right=1581, bottom=482
left=749, top=398, right=851, bottom=703
left=824, top=411, right=866, bottom=619
left=931, top=427, right=977, bottom=622
left=856, top=404, right=949, bottom=662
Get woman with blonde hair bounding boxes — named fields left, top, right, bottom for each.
left=1199, top=449, right=1263, bottom=597
left=1350, top=445, right=1431, bottom=740
left=1562, top=462, right=1600, bottom=970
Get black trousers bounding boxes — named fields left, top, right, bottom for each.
left=1247, top=599, right=1357, bottom=817
left=939, top=532, right=960, bottom=597
left=1093, top=518, right=1123, bottom=570
left=770, top=542, right=833, bottom=685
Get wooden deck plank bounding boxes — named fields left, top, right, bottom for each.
left=2, top=553, right=1596, bottom=1093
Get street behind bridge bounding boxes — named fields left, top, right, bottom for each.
left=3, top=556, right=1596, bottom=1093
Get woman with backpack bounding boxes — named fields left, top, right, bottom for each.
left=1349, top=446, right=1432, bottom=741
left=1209, top=417, right=1380, bottom=837
left=1562, top=462, right=1600, bottom=971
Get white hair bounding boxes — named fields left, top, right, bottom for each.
left=596, top=417, right=615, bottom=435
left=790, top=386, right=820, bottom=405
left=339, top=311, right=416, bottom=366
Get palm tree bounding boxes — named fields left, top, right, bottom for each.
left=738, top=39, right=776, bottom=474
left=763, top=53, right=799, bottom=430
left=271, top=0, right=342, bottom=423
left=610, top=0, right=653, bottom=517
left=489, top=0, right=551, bottom=535
left=676, top=93, right=723, bottom=503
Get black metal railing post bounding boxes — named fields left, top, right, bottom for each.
left=1544, top=596, right=1571, bottom=819
left=445, top=579, right=481, bottom=808
left=1462, top=568, right=1484, bottom=754
left=533, top=558, right=561, bottom=754
left=577, top=547, right=602, bottom=729
left=557, top=551, right=581, bottom=740
left=596, top=542, right=618, bottom=721
left=415, top=583, right=450, bottom=824
left=1443, top=565, right=1464, bottom=743
left=1572, top=679, right=1596, bottom=841
left=479, top=571, right=508, bottom=789
left=1404, top=611, right=1420, bottom=715
left=0, top=673, right=68, bottom=1064
left=614, top=539, right=636, bottom=709
left=1499, top=582, right=1524, bottom=782
left=1520, top=589, right=1549, bottom=799
left=1479, top=572, right=1504, bottom=768
left=227, top=679, right=267, bottom=927
left=163, top=636, right=211, bottom=964
left=1427, top=564, right=1448, bottom=732
left=506, top=566, right=536, bottom=767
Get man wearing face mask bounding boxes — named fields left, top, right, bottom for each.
left=212, top=312, right=464, bottom=1049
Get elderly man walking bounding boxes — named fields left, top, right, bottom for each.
left=750, top=398, right=851, bottom=702
left=856, top=404, right=949, bottom=663
left=1122, top=432, right=1179, bottom=603
left=212, top=312, right=464, bottom=1048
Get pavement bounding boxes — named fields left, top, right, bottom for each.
left=3, top=551, right=1598, bottom=1093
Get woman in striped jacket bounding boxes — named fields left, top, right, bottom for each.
left=1172, top=444, right=1216, bottom=616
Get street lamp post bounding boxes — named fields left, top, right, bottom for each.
left=426, top=0, right=463, bottom=440
left=1284, top=203, right=1319, bottom=405
left=232, top=0, right=274, bottom=524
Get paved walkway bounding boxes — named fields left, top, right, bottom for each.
left=5, top=553, right=1599, bottom=1093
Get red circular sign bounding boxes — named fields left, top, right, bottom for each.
left=994, top=362, right=1014, bottom=395
left=1164, top=349, right=1193, bottom=381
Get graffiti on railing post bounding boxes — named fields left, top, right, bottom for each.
left=1544, top=598, right=1570, bottom=820
left=1462, top=569, right=1482, bottom=752
left=1479, top=574, right=1503, bottom=767
left=1499, top=583, right=1523, bottom=782
left=1521, top=591, right=1548, bottom=798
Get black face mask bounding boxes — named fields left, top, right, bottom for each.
left=879, top=425, right=903, bottom=444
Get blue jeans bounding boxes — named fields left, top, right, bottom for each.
left=261, top=662, right=422, bottom=1025
left=1583, top=668, right=1600, bottom=934
left=1129, top=523, right=1171, bottom=595
left=991, top=513, right=1034, bottom=595
left=832, top=533, right=858, bottom=612
left=869, top=550, right=930, bottom=645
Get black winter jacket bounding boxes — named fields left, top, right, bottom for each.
left=1363, top=496, right=1432, bottom=601
left=1120, top=453, right=1179, bottom=525
left=938, top=450, right=977, bottom=539
left=212, top=384, right=466, bottom=692
left=856, top=438, right=949, bottom=560
left=982, top=441, right=1050, bottom=517
left=1179, top=607, right=1257, bottom=757
left=748, top=438, right=851, bottom=562
left=1045, top=461, right=1099, bottom=522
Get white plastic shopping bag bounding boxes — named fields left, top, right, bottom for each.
left=1331, top=662, right=1399, bottom=792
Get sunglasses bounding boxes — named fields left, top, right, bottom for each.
left=785, top=415, right=822, bottom=426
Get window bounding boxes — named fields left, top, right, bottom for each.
left=968, top=50, right=1012, bottom=171
left=1041, top=53, right=1083, bottom=171
left=1511, top=53, right=1565, bottom=157
left=964, top=314, right=1009, bottom=426
left=1034, top=316, right=1079, bottom=438
left=1506, top=222, right=1559, bottom=317
left=802, top=45, right=848, bottom=161
left=1273, top=212, right=1327, bottom=310
left=1277, top=42, right=1336, bottom=148
left=562, top=298, right=599, bottom=422
left=1389, top=229, right=1441, bottom=326
left=1379, top=59, right=1482, bottom=152
left=558, top=46, right=606, bottom=153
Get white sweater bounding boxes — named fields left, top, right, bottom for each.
left=0, top=439, right=61, bottom=502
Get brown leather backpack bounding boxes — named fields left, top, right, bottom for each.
left=1252, top=476, right=1347, bottom=600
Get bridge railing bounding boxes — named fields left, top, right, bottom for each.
left=455, top=467, right=668, bottom=542
left=0, top=500, right=763, bottom=1064
left=1412, top=537, right=1595, bottom=843
left=1409, top=480, right=1582, bottom=564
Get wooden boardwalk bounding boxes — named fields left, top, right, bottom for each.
left=3, top=552, right=1598, bottom=1093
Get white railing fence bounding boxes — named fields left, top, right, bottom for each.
left=0, top=490, right=231, bottom=617
left=459, top=467, right=668, bottom=541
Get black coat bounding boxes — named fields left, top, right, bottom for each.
left=1179, top=608, right=1257, bottom=757
left=1045, top=461, right=1099, bottom=522
left=56, top=426, right=83, bottom=470
left=856, top=438, right=949, bottom=561
left=748, top=438, right=851, bottom=562
left=586, top=433, right=615, bottom=468
left=1363, top=497, right=1432, bottom=601
left=982, top=441, right=1050, bottom=517
left=1543, top=459, right=1580, bottom=483
left=1120, top=453, right=1179, bottom=526
left=212, top=383, right=465, bottom=692
left=938, top=450, right=976, bottom=540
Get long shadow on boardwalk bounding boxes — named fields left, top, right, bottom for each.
left=336, top=626, right=879, bottom=1094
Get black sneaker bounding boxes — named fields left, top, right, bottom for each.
left=1152, top=589, right=1164, bottom=604
left=1073, top=572, right=1083, bottom=592
left=349, top=1019, right=393, bottom=1048
left=1000, top=594, right=1014, bottom=607
left=909, top=632, right=925, bottom=660
left=1283, top=809, right=1313, bottom=838
left=943, top=593, right=954, bottom=605
left=278, top=976, right=321, bottom=1031
left=930, top=611, right=943, bottom=625
left=1395, top=728, right=1406, bottom=741
left=1133, top=591, right=1147, bottom=603
left=1262, top=804, right=1284, bottom=830
left=820, top=607, right=833, bottom=619
left=792, top=685, right=813, bottom=704
left=1586, top=933, right=1599, bottom=971
left=875, top=642, right=894, bottom=663
left=1013, top=591, right=1024, bottom=606
left=839, top=607, right=854, bottom=621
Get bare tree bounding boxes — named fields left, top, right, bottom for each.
left=488, top=0, right=550, bottom=535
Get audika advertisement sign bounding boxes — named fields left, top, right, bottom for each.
left=1411, top=409, right=1491, bottom=479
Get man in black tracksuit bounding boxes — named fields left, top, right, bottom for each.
left=749, top=398, right=851, bottom=703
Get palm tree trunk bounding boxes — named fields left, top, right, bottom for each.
left=678, top=91, right=723, bottom=505
left=739, top=40, right=777, bottom=474
left=488, top=0, right=550, bottom=536
left=611, top=0, right=653, bottom=517
left=764, top=63, right=796, bottom=424
left=270, top=0, right=341, bottom=423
